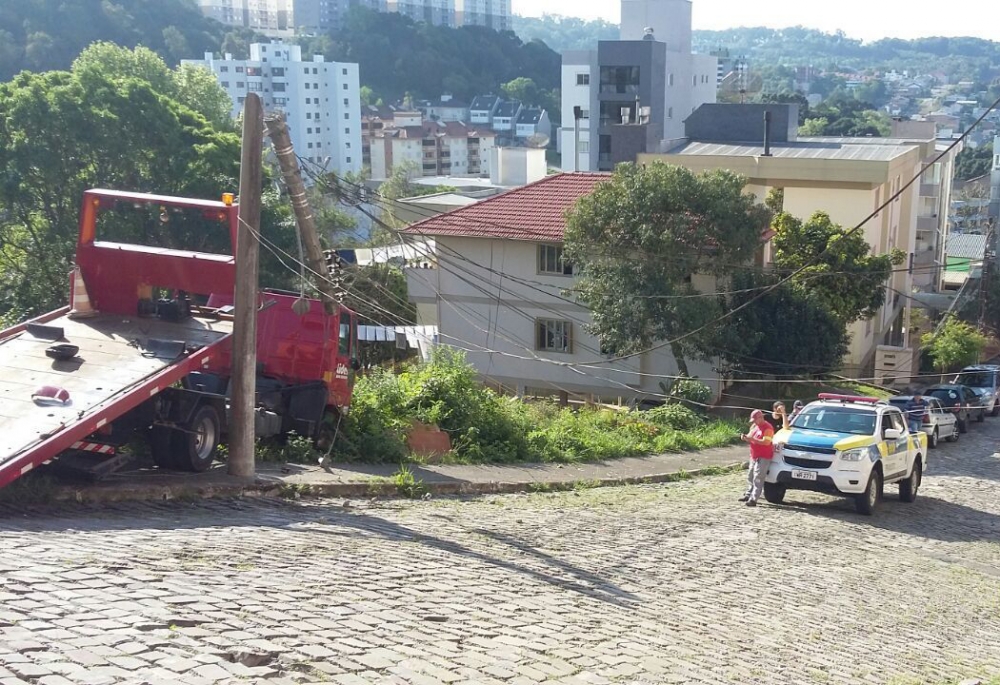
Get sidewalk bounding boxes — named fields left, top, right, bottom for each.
left=43, top=445, right=748, bottom=504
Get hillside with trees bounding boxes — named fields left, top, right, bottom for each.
left=0, top=0, right=260, bottom=81
left=301, top=8, right=560, bottom=108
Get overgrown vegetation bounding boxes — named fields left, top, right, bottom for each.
left=334, top=349, right=742, bottom=464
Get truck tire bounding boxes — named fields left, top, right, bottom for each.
left=178, top=404, right=221, bottom=473
left=854, top=469, right=882, bottom=516
left=763, top=482, right=786, bottom=505
left=150, top=426, right=179, bottom=470
left=899, top=459, right=921, bottom=503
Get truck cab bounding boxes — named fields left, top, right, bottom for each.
left=767, top=394, right=927, bottom=515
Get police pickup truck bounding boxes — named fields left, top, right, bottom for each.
left=767, top=394, right=928, bottom=515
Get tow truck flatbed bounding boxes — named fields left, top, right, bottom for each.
left=0, top=309, right=232, bottom=488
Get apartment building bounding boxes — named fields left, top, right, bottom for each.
left=364, top=112, right=496, bottom=180
left=387, top=0, right=455, bottom=27
left=183, top=42, right=362, bottom=175
left=642, top=103, right=936, bottom=385
left=559, top=0, right=717, bottom=172
left=454, top=0, right=511, bottom=30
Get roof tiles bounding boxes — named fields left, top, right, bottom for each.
left=402, top=173, right=610, bottom=242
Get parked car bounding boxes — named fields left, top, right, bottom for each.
left=952, top=365, right=1000, bottom=417
left=921, top=384, right=984, bottom=432
left=888, top=396, right=959, bottom=448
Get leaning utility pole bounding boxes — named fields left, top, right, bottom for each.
left=229, top=93, right=263, bottom=479
left=264, top=112, right=339, bottom=314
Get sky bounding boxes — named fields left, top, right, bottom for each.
left=511, top=0, right=999, bottom=43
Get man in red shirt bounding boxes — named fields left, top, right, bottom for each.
left=740, top=409, right=774, bottom=507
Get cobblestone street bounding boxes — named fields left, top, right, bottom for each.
left=1, top=423, right=999, bottom=685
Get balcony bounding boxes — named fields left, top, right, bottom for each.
left=919, top=182, right=940, bottom=198
left=917, top=215, right=939, bottom=232
left=913, top=248, right=936, bottom=267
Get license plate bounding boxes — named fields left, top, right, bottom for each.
left=791, top=469, right=817, bottom=481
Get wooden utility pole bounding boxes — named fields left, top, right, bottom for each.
left=229, top=93, right=263, bottom=479
left=264, top=112, right=339, bottom=314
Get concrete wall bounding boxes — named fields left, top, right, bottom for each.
left=560, top=51, right=599, bottom=172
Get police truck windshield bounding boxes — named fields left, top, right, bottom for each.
left=790, top=405, right=877, bottom=436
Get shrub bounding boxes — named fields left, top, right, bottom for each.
left=642, top=404, right=704, bottom=431
left=668, top=377, right=713, bottom=407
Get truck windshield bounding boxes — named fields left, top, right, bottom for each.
left=952, top=371, right=993, bottom=388
left=790, top=406, right=876, bottom=436
left=95, top=200, right=232, bottom=255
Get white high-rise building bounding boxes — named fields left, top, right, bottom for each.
left=455, top=0, right=511, bottom=30
left=559, top=0, right=717, bottom=171
left=184, top=42, right=362, bottom=175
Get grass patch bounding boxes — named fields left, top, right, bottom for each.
left=332, top=349, right=742, bottom=466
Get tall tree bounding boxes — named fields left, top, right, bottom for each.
left=564, top=162, right=772, bottom=375
left=771, top=211, right=905, bottom=325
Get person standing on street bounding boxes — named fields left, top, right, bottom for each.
left=905, top=393, right=927, bottom=434
left=740, top=409, right=775, bottom=507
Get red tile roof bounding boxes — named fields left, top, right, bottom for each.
left=402, top=173, right=611, bottom=242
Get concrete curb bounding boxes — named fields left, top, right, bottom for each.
left=50, top=462, right=747, bottom=505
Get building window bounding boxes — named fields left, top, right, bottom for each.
left=344, top=113, right=349, bottom=119
left=272, top=67, right=284, bottom=77
left=581, top=109, right=590, bottom=119
left=307, top=128, right=313, bottom=134
left=346, top=157, right=352, bottom=163
left=577, top=141, right=589, bottom=153
left=346, top=142, right=351, bottom=149
left=236, top=81, right=245, bottom=89
left=313, top=68, right=319, bottom=74
left=343, top=98, right=350, bottom=106
left=221, top=81, right=230, bottom=88
left=345, top=127, right=350, bottom=134
left=535, top=319, right=573, bottom=353
left=236, top=66, right=244, bottom=73
left=668, top=73, right=674, bottom=86
left=668, top=107, right=673, bottom=119
left=220, top=66, right=229, bottom=73
left=273, top=82, right=285, bottom=92
left=306, top=113, right=312, bottom=119
left=343, top=83, right=348, bottom=90
left=342, top=67, right=348, bottom=75
left=538, top=244, right=573, bottom=276
left=576, top=73, right=590, bottom=86
left=599, top=66, right=640, bottom=94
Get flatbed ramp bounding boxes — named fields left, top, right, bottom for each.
left=0, top=311, right=232, bottom=485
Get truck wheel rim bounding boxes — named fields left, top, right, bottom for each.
left=195, top=418, right=216, bottom=460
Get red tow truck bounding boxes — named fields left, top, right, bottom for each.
left=0, top=189, right=358, bottom=488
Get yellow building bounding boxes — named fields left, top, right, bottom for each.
left=640, top=114, right=936, bottom=382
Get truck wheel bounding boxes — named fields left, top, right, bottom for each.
left=899, top=460, right=921, bottom=503
left=763, top=482, right=786, bottom=505
left=854, top=469, right=882, bottom=516
left=178, top=405, right=221, bottom=473
left=150, top=427, right=179, bottom=470
left=928, top=427, right=939, bottom=449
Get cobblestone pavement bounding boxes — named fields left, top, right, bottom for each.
left=1, top=424, right=1000, bottom=685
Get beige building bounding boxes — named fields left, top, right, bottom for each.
left=363, top=112, right=496, bottom=180
left=402, top=173, right=725, bottom=403
left=641, top=113, right=936, bottom=384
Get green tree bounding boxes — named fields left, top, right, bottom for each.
left=771, top=211, right=905, bottom=324
left=564, top=162, right=773, bottom=375
left=0, top=46, right=243, bottom=318
left=955, top=142, right=994, bottom=181
left=721, top=272, right=850, bottom=375
left=922, top=316, right=988, bottom=373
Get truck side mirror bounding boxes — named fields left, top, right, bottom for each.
left=883, top=428, right=901, bottom=440
left=350, top=358, right=361, bottom=371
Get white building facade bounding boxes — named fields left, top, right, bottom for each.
left=184, top=42, right=362, bottom=175
left=454, top=0, right=511, bottom=30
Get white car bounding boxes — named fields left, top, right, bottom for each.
left=888, top=396, right=959, bottom=448
left=952, top=365, right=1000, bottom=417
left=769, top=394, right=928, bottom=515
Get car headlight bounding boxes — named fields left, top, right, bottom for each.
left=840, top=445, right=878, bottom=462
